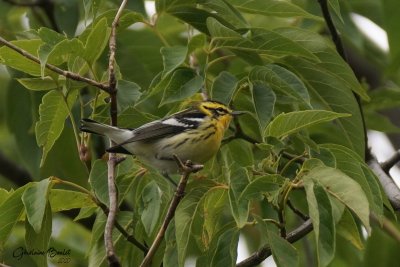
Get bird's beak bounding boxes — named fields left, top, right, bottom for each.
left=231, top=110, right=247, bottom=116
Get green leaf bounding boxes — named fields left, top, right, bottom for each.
left=35, top=90, right=77, bottom=166
left=251, top=82, right=276, bottom=137
left=240, top=174, right=285, bottom=201
left=328, top=0, right=344, bottom=23
left=0, top=184, right=33, bottom=248
left=160, top=69, right=203, bottom=105
left=382, top=0, right=400, bottom=59
left=207, top=18, right=318, bottom=61
left=22, top=178, right=53, bottom=233
left=336, top=208, right=364, bottom=250
left=263, top=220, right=299, bottom=267
left=49, top=189, right=96, bottom=212
left=175, top=183, right=221, bottom=266
left=210, top=71, right=238, bottom=104
left=38, top=43, right=53, bottom=77
left=38, top=27, right=66, bottom=45
left=249, top=64, right=311, bottom=107
left=302, top=166, right=371, bottom=233
left=209, top=227, right=239, bottom=267
left=0, top=39, right=45, bottom=76
left=364, top=110, right=400, bottom=133
left=17, top=76, right=64, bottom=91
left=116, top=79, right=142, bottom=111
left=230, top=0, right=322, bottom=20
left=140, top=181, right=161, bottom=235
left=0, top=189, right=10, bottom=206
left=266, top=110, right=350, bottom=138
left=164, top=223, right=179, bottom=267
left=161, top=46, right=188, bottom=78
left=304, top=182, right=335, bottom=266
left=25, top=202, right=52, bottom=267
left=83, top=17, right=111, bottom=66
left=227, top=166, right=250, bottom=228
left=89, top=160, right=109, bottom=205
left=320, top=144, right=384, bottom=220
left=201, top=0, right=248, bottom=29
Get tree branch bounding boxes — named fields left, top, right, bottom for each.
left=381, top=150, right=400, bottom=173
left=139, top=156, right=203, bottom=267
left=0, top=151, right=32, bottom=186
left=317, top=0, right=370, bottom=161
left=236, top=219, right=313, bottom=267
left=0, top=36, right=109, bottom=92
left=368, top=158, right=400, bottom=210
left=104, top=1, right=127, bottom=266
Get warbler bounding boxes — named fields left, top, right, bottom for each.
left=80, top=101, right=243, bottom=174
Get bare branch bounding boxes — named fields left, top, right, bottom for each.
left=236, top=219, right=313, bottom=267
left=317, top=0, right=370, bottom=161
left=104, top=1, right=128, bottom=266
left=140, top=156, right=203, bottom=267
left=368, top=158, right=400, bottom=210
left=381, top=150, right=400, bottom=173
left=0, top=151, right=32, bottom=186
left=0, top=36, right=109, bottom=92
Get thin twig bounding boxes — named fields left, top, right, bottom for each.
left=381, top=150, right=400, bottom=173
left=287, top=199, right=309, bottom=221
left=236, top=219, right=313, bottom=267
left=140, top=156, right=203, bottom=267
left=104, top=1, right=128, bottom=266
left=0, top=36, right=109, bottom=92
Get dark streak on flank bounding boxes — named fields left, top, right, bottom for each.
left=173, top=138, right=189, bottom=148
left=202, top=131, right=215, bottom=141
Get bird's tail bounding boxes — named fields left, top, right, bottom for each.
left=80, top=118, right=115, bottom=135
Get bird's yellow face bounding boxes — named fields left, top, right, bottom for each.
left=197, top=101, right=234, bottom=130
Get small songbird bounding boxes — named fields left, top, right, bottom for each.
left=80, top=101, right=243, bottom=175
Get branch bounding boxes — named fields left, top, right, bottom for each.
left=139, top=156, right=203, bottom=267
left=236, top=219, right=313, bottom=267
left=381, top=150, right=400, bottom=173
left=104, top=1, right=128, bottom=266
left=368, top=158, right=400, bottom=210
left=0, top=151, right=32, bottom=186
left=0, top=36, right=109, bottom=92
left=317, top=0, right=370, bottom=161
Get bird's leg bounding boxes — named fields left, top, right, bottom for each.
left=161, top=171, right=178, bottom=187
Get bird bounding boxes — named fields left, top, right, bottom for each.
left=80, top=100, right=244, bottom=176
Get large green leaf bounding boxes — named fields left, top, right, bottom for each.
left=210, top=71, right=238, bottom=104
left=35, top=90, right=77, bottom=166
left=229, top=0, right=322, bottom=20
left=208, top=226, right=239, bottom=267
left=249, top=64, right=311, bottom=107
left=227, top=166, right=250, bottom=228
left=159, top=68, right=203, bottom=105
left=302, top=166, right=371, bottom=233
left=89, top=159, right=109, bottom=205
left=22, top=178, right=53, bottom=233
left=320, top=144, right=384, bottom=220
left=25, top=203, right=52, bottom=267
left=49, top=189, right=96, bottom=212
left=175, top=183, right=224, bottom=266
left=161, top=45, right=188, bottom=78
left=17, top=76, right=64, bottom=91
left=240, top=174, right=285, bottom=201
left=304, top=182, right=335, bottom=266
left=82, top=17, right=111, bottom=66
left=140, top=181, right=161, bottom=235
left=251, top=82, right=276, bottom=137
left=262, top=220, right=299, bottom=267
left=266, top=110, right=350, bottom=138
left=0, top=184, right=33, bottom=248
left=207, top=18, right=318, bottom=61
left=116, top=79, right=142, bottom=112
left=0, top=39, right=45, bottom=76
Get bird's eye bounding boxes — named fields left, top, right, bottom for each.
left=216, top=108, right=226, bottom=114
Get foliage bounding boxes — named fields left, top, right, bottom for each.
left=0, top=0, right=399, bottom=267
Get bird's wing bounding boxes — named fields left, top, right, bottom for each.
left=106, top=110, right=205, bottom=153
